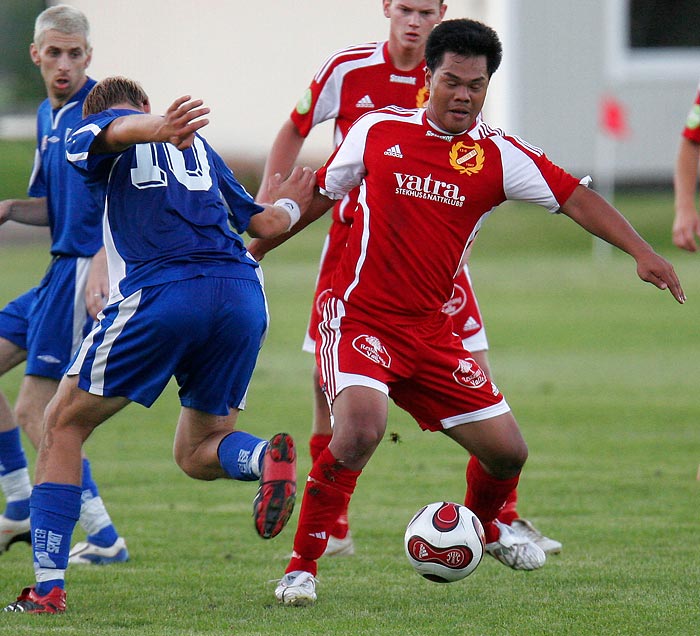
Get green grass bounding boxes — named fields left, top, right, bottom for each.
left=0, top=138, right=699, bottom=634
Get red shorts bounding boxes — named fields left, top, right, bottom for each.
left=304, top=223, right=488, bottom=354
left=316, top=296, right=510, bottom=432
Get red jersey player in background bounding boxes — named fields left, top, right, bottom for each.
left=673, top=81, right=700, bottom=252
left=257, top=17, right=684, bottom=606
left=252, top=0, right=561, bottom=559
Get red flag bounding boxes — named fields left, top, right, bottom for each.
left=600, top=95, right=629, bottom=139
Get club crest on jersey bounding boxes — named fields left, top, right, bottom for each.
left=453, top=357, right=488, bottom=389
left=352, top=335, right=391, bottom=368
left=441, top=284, right=467, bottom=316
left=449, top=142, right=485, bottom=175
left=416, top=86, right=429, bottom=108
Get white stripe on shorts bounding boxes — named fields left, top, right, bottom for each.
left=67, top=290, right=141, bottom=396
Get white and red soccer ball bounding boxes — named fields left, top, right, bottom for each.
left=404, top=501, right=485, bottom=583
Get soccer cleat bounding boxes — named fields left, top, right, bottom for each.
left=3, top=586, right=66, bottom=614
left=322, top=531, right=355, bottom=557
left=68, top=536, right=129, bottom=565
left=253, top=432, right=296, bottom=539
left=510, top=518, right=563, bottom=555
left=485, top=520, right=546, bottom=570
left=274, top=570, right=317, bottom=606
left=0, top=515, right=31, bottom=555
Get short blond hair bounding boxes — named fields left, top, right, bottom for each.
left=34, top=4, right=90, bottom=49
left=83, top=76, right=149, bottom=117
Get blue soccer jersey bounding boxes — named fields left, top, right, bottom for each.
left=66, top=109, right=264, bottom=298
left=28, top=77, right=103, bottom=257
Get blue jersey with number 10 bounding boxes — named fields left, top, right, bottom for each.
left=66, top=109, right=264, bottom=299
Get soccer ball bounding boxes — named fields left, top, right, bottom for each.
left=404, top=501, right=485, bottom=583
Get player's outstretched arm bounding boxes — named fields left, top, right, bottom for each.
left=92, top=96, right=210, bottom=154
left=0, top=197, right=49, bottom=227
left=560, top=185, right=686, bottom=304
left=248, top=166, right=317, bottom=239
left=672, top=137, right=700, bottom=252
left=248, top=186, right=333, bottom=259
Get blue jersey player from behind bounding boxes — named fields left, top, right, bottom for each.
left=0, top=4, right=127, bottom=566
left=4, top=76, right=315, bottom=614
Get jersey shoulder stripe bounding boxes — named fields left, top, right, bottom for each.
left=314, top=41, right=383, bottom=83
left=350, top=106, right=422, bottom=133
left=501, top=134, right=544, bottom=158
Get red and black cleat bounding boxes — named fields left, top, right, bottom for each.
left=253, top=433, right=297, bottom=539
left=4, top=586, right=66, bottom=614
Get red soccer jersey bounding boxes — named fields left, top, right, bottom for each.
left=681, top=84, right=700, bottom=144
left=316, top=107, right=581, bottom=321
left=291, top=41, right=429, bottom=224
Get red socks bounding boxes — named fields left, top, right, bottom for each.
left=309, top=433, right=332, bottom=462
left=464, top=455, right=519, bottom=544
left=309, top=433, right=349, bottom=539
left=496, top=488, right=519, bottom=525
left=287, top=447, right=360, bottom=576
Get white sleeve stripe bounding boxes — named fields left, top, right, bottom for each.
left=66, top=150, right=89, bottom=162
left=73, top=122, right=103, bottom=137
left=492, top=136, right=562, bottom=212
left=314, top=42, right=381, bottom=83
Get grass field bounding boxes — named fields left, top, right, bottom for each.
left=0, top=139, right=699, bottom=634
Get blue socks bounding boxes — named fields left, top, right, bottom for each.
left=217, top=431, right=267, bottom=481
left=0, top=427, right=30, bottom=520
left=30, top=482, right=82, bottom=595
left=80, top=458, right=119, bottom=548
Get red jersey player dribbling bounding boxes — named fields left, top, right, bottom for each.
left=250, top=1, right=563, bottom=560
left=269, top=19, right=683, bottom=605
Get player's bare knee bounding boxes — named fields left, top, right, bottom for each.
left=173, top=443, right=218, bottom=480
left=488, top=444, right=528, bottom=480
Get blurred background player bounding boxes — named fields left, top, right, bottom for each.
left=252, top=0, right=560, bottom=556
left=672, top=81, right=700, bottom=252
left=4, top=76, right=313, bottom=614
left=0, top=4, right=127, bottom=565
left=267, top=18, right=684, bottom=605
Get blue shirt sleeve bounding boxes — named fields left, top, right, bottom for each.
left=209, top=148, right=264, bottom=234
left=66, top=109, right=138, bottom=178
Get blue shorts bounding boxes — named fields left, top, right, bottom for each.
left=67, top=276, right=268, bottom=415
left=0, top=288, right=36, bottom=351
left=0, top=256, right=93, bottom=379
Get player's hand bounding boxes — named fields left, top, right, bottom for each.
left=635, top=251, right=686, bottom=304
left=672, top=210, right=700, bottom=252
left=85, top=248, right=109, bottom=319
left=159, top=95, right=210, bottom=150
left=267, top=166, right=316, bottom=213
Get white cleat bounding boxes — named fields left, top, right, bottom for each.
left=68, top=536, right=129, bottom=565
left=322, top=531, right=355, bottom=557
left=0, top=516, right=31, bottom=555
left=274, top=570, right=317, bottom=606
left=510, top=518, right=562, bottom=555
left=486, top=520, right=546, bottom=570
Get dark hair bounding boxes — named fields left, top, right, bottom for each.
left=425, top=19, right=503, bottom=77
left=83, top=76, right=149, bottom=117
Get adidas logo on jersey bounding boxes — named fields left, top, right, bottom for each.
left=462, top=316, right=481, bottom=332
left=356, top=95, right=375, bottom=109
left=384, top=144, right=403, bottom=158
